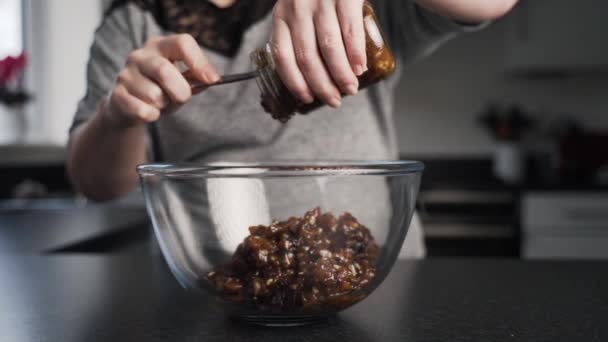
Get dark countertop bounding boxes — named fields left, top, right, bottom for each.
left=0, top=204, right=149, bottom=253
left=1, top=255, right=607, bottom=341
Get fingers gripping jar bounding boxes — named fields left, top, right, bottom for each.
left=251, top=1, right=396, bottom=122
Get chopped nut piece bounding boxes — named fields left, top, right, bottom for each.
left=319, top=250, right=332, bottom=258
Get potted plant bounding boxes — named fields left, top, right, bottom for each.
left=0, top=52, right=31, bottom=143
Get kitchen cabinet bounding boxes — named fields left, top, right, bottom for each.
left=419, top=189, right=518, bottom=256
left=505, top=0, right=608, bottom=73
left=414, top=158, right=519, bottom=257
left=522, top=192, right=608, bottom=259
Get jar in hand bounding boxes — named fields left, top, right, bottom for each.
left=250, top=1, right=396, bottom=122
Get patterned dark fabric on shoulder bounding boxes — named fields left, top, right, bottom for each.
left=106, top=0, right=276, bottom=56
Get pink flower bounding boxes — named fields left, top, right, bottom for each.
left=0, top=52, right=28, bottom=87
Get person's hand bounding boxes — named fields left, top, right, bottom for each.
left=105, top=34, right=220, bottom=127
left=271, top=0, right=367, bottom=108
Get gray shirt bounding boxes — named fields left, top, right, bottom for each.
left=71, top=1, right=477, bottom=258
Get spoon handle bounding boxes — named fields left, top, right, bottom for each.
left=190, top=71, right=258, bottom=90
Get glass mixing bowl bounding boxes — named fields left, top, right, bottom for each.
left=138, top=161, right=423, bottom=325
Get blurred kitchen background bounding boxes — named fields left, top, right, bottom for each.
left=1, top=0, right=608, bottom=259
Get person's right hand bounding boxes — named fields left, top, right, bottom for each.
left=104, top=34, right=220, bottom=127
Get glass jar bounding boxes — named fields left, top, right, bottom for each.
left=250, top=1, right=396, bottom=122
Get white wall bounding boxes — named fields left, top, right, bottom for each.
left=25, top=0, right=102, bottom=145
left=395, top=17, right=608, bottom=157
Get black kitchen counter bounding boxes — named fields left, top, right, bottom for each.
left=1, top=255, right=607, bottom=341
left=0, top=204, right=149, bottom=253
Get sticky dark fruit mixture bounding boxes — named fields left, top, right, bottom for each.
left=207, top=207, right=379, bottom=313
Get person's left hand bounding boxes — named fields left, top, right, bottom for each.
left=270, top=0, right=367, bottom=108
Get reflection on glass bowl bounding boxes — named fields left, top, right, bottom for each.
left=138, top=161, right=423, bottom=326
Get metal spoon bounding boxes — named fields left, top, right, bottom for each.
left=190, top=71, right=258, bottom=91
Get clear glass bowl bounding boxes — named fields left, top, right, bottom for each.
left=138, top=161, right=423, bottom=326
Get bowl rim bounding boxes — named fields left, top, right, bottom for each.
left=137, top=160, right=424, bottom=178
